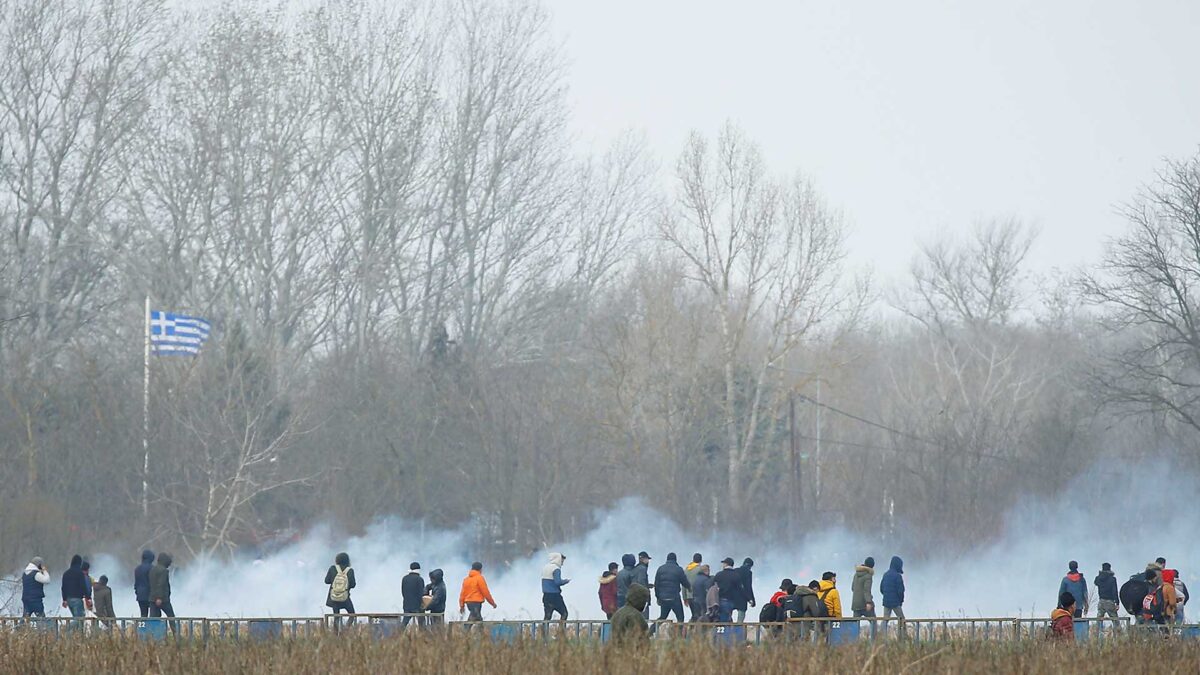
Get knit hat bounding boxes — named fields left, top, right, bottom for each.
left=865, top=557, right=875, bottom=568
left=30, top=556, right=44, bottom=567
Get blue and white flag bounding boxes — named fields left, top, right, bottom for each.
left=150, top=310, right=212, bottom=356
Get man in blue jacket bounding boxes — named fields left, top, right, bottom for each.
left=541, top=552, right=570, bottom=620
left=880, top=556, right=905, bottom=635
left=133, top=549, right=155, bottom=617
left=1059, top=561, right=1088, bottom=618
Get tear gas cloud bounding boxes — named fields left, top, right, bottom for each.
left=9, top=462, right=1191, bottom=619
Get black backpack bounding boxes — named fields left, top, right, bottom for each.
left=814, top=589, right=831, bottom=618
left=759, top=602, right=780, bottom=623
left=779, top=594, right=804, bottom=619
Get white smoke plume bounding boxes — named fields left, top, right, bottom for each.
left=7, top=462, right=1192, bottom=619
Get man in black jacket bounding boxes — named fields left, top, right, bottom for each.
left=401, top=562, right=426, bottom=627
left=134, top=549, right=155, bottom=617
left=733, top=558, right=756, bottom=623
left=713, top=557, right=742, bottom=623
left=653, top=552, right=691, bottom=624
left=60, top=554, right=90, bottom=626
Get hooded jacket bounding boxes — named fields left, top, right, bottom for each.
left=793, top=585, right=823, bottom=618
left=541, top=552, right=569, bottom=595
left=1058, top=571, right=1088, bottom=610
left=134, top=550, right=155, bottom=604
left=1049, top=608, right=1074, bottom=640
left=599, top=573, right=619, bottom=615
left=818, top=579, right=842, bottom=618
left=880, top=556, right=905, bottom=608
left=683, top=561, right=701, bottom=602
left=653, top=560, right=690, bottom=601
left=1094, top=570, right=1118, bottom=602
left=460, top=569, right=496, bottom=611
left=61, top=555, right=90, bottom=601
left=425, top=569, right=447, bottom=613
left=851, top=565, right=875, bottom=612
left=148, top=553, right=172, bottom=603
left=610, top=583, right=650, bottom=646
left=691, top=570, right=714, bottom=611
left=401, top=569, right=426, bottom=613
left=616, top=554, right=637, bottom=605
left=22, top=562, right=49, bottom=602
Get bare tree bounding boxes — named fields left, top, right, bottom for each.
left=1083, top=152, right=1200, bottom=439
left=659, top=122, right=855, bottom=520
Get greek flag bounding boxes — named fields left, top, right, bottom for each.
left=150, top=310, right=212, bottom=356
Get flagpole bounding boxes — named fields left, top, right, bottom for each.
left=142, top=295, right=151, bottom=517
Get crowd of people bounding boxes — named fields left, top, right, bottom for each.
left=13, top=547, right=1190, bottom=645
left=19, top=551, right=174, bottom=627
left=1049, top=557, right=1190, bottom=641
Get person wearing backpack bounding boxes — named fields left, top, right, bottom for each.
left=1141, top=570, right=1176, bottom=632
left=325, top=552, right=357, bottom=619
left=818, top=571, right=842, bottom=619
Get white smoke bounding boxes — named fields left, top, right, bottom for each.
left=8, top=461, right=1192, bottom=619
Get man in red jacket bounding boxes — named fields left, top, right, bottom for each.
left=1050, top=592, right=1076, bottom=641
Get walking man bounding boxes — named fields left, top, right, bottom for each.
left=459, top=562, right=497, bottom=621
left=541, top=552, right=570, bottom=620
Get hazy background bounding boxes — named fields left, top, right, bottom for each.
left=2, top=0, right=1200, bottom=619
left=548, top=0, right=1200, bottom=279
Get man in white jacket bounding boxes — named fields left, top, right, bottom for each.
left=21, top=556, right=50, bottom=617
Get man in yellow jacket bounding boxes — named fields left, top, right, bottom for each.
left=819, top=572, right=842, bottom=619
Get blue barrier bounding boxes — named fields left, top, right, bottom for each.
left=136, top=619, right=167, bottom=641
left=370, top=617, right=404, bottom=639
left=1072, top=620, right=1089, bottom=642
left=713, top=624, right=745, bottom=646
left=829, top=621, right=859, bottom=645
left=489, top=624, right=518, bottom=644
left=247, top=620, right=281, bottom=640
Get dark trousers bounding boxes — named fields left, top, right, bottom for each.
left=150, top=600, right=178, bottom=635
left=718, top=598, right=734, bottom=623
left=689, top=598, right=704, bottom=622
left=22, top=599, right=45, bottom=617
left=402, top=613, right=425, bottom=627
left=466, top=602, right=483, bottom=621
left=657, top=597, right=684, bottom=622
left=542, top=592, right=568, bottom=620
left=138, top=601, right=152, bottom=618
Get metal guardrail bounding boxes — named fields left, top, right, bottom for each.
left=2, top=614, right=1195, bottom=644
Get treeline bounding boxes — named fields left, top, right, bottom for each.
left=2, top=0, right=1199, bottom=572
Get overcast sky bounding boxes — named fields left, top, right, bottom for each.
left=544, top=0, right=1200, bottom=282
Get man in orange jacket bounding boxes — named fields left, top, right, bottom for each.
left=459, top=562, right=498, bottom=621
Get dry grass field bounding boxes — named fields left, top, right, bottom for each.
left=1, top=633, right=1199, bottom=674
